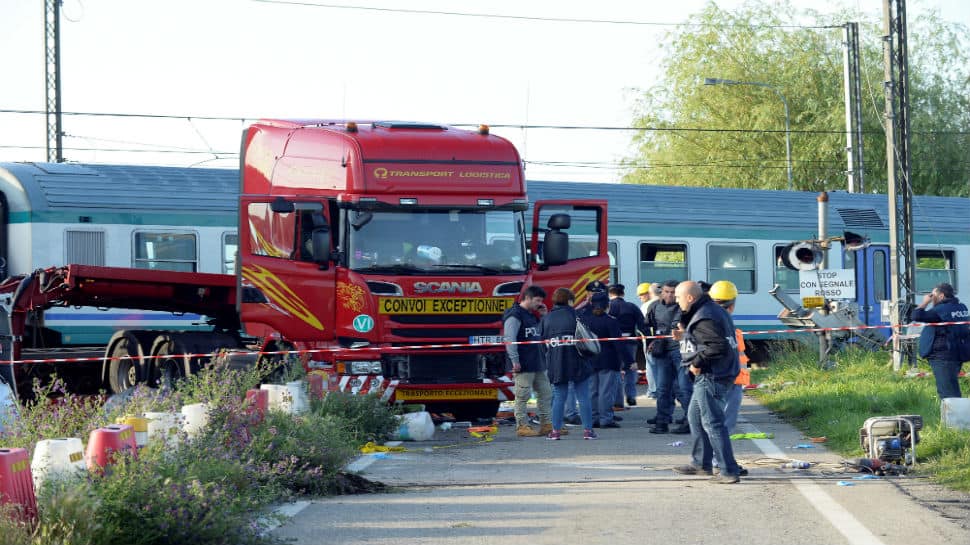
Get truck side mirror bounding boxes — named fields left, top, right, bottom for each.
left=271, top=196, right=295, bottom=213
left=311, top=229, right=331, bottom=269
left=542, top=230, right=568, bottom=266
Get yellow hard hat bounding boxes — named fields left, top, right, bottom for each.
left=636, top=282, right=651, bottom=296
left=709, top=280, right=739, bottom=302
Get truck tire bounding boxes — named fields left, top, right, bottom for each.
left=104, top=331, right=155, bottom=395
left=450, top=401, right=500, bottom=423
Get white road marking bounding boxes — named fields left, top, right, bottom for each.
left=745, top=423, right=888, bottom=545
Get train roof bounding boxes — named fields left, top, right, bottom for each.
left=0, top=162, right=237, bottom=214
left=527, top=180, right=969, bottom=242
left=1, top=162, right=965, bottom=242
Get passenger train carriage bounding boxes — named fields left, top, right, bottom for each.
left=1, top=162, right=967, bottom=356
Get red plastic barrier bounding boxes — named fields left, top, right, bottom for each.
left=86, top=424, right=137, bottom=473
left=0, top=448, right=37, bottom=521
left=244, top=389, right=268, bottom=425
left=307, top=374, right=325, bottom=400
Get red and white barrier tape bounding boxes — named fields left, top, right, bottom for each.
left=6, top=320, right=969, bottom=365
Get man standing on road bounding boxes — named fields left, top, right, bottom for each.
left=672, top=281, right=741, bottom=484
left=912, top=282, right=970, bottom=400
left=580, top=291, right=623, bottom=429
left=608, top=284, right=646, bottom=408
left=503, top=285, right=552, bottom=437
left=646, top=280, right=690, bottom=434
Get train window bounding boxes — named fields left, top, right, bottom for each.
left=873, top=250, right=888, bottom=301
left=133, top=232, right=197, bottom=272
left=639, top=242, right=687, bottom=283
left=773, top=245, right=799, bottom=292
left=708, top=244, right=755, bottom=293
left=223, top=233, right=238, bottom=274
left=65, top=230, right=105, bottom=266
left=916, top=249, right=957, bottom=293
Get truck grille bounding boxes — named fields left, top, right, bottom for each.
left=393, top=353, right=481, bottom=383
left=390, top=327, right=498, bottom=339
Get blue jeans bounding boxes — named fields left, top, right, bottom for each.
left=552, top=377, right=593, bottom=431
left=644, top=353, right=657, bottom=396
left=687, top=375, right=739, bottom=476
left=722, top=383, right=743, bottom=432
left=623, top=364, right=638, bottom=401
left=929, top=359, right=963, bottom=400
left=590, top=369, right=617, bottom=425
left=653, top=350, right=685, bottom=424
left=564, top=382, right=579, bottom=418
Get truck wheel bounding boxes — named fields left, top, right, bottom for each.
left=451, top=401, right=500, bottom=423
left=107, top=339, right=140, bottom=394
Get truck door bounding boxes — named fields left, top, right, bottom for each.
left=845, top=243, right=890, bottom=326
left=240, top=200, right=337, bottom=342
left=528, top=200, right=610, bottom=306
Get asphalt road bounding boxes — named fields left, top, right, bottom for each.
left=272, top=390, right=970, bottom=545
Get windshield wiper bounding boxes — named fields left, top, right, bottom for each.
left=355, top=264, right=426, bottom=275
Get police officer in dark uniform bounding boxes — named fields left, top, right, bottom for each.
left=912, top=282, right=970, bottom=400
left=671, top=281, right=742, bottom=484
left=503, top=285, right=552, bottom=437
left=608, top=284, right=646, bottom=407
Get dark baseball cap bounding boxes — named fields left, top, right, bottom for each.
left=591, top=292, right=610, bottom=309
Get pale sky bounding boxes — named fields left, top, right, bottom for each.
left=1, top=0, right=968, bottom=182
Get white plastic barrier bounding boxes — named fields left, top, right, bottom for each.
left=180, top=403, right=210, bottom=438
left=0, top=380, right=17, bottom=433
left=144, top=411, right=184, bottom=446
left=31, top=438, right=86, bottom=490
left=392, top=411, right=435, bottom=441
left=941, top=397, right=970, bottom=430
left=262, top=383, right=308, bottom=414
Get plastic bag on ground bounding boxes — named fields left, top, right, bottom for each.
left=392, top=411, right=436, bottom=441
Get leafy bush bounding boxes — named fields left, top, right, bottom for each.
left=245, top=410, right=357, bottom=495
left=313, top=392, right=400, bottom=444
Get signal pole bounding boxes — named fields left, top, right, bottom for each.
left=842, top=22, right=865, bottom=193
left=883, top=0, right=916, bottom=371
left=45, top=0, right=64, bottom=163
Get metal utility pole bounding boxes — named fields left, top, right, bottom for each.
left=45, top=0, right=64, bottom=163
left=883, top=0, right=916, bottom=371
left=842, top=22, right=865, bottom=193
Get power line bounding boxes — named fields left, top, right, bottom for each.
left=4, top=109, right=970, bottom=136
left=249, top=0, right=841, bottom=30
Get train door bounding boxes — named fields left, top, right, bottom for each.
left=844, top=244, right=890, bottom=325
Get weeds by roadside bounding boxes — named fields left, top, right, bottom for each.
left=751, top=346, right=970, bottom=491
left=0, top=362, right=398, bottom=545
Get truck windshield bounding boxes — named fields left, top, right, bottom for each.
left=348, top=209, right=527, bottom=274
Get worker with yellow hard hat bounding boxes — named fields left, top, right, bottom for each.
left=708, top=280, right=750, bottom=430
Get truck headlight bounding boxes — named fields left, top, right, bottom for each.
left=348, top=361, right=382, bottom=374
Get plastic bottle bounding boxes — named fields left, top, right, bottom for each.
left=781, top=460, right=810, bottom=469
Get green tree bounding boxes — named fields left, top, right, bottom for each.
left=623, top=1, right=970, bottom=196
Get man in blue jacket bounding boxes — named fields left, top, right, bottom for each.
left=608, top=284, right=647, bottom=408
left=671, top=281, right=741, bottom=484
left=581, top=291, right=623, bottom=428
left=911, top=282, right=970, bottom=400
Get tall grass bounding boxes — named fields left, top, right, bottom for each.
left=752, top=346, right=970, bottom=491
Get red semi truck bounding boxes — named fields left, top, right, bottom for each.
left=0, top=120, right=609, bottom=418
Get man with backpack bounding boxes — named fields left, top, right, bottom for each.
left=912, top=282, right=970, bottom=400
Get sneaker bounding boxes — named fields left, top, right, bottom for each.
left=649, top=424, right=669, bottom=434
left=647, top=417, right=658, bottom=425
left=613, top=415, right=624, bottom=422
left=583, top=429, right=598, bottom=440
left=711, top=474, right=740, bottom=484
left=739, top=466, right=748, bottom=476
left=672, top=465, right=714, bottom=476
left=546, top=430, right=561, bottom=440
left=601, top=421, right=621, bottom=429
left=563, top=415, right=582, bottom=425
left=670, top=424, right=691, bottom=434
left=558, top=428, right=569, bottom=436
left=627, top=397, right=637, bottom=406
left=517, top=425, right=541, bottom=437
